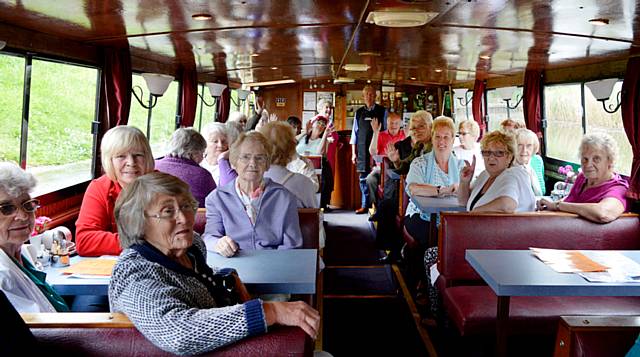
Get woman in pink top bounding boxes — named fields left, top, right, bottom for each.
left=537, top=132, right=629, bottom=223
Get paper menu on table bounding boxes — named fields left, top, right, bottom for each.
left=62, top=256, right=117, bottom=276
left=529, top=248, right=608, bottom=273
left=578, top=251, right=640, bottom=283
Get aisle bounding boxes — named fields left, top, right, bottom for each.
left=321, top=209, right=431, bottom=356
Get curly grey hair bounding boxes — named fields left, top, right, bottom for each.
left=316, top=98, right=333, bottom=114
left=202, top=122, right=227, bottom=143
left=166, top=128, right=207, bottom=160
left=515, top=128, right=540, bottom=154
left=0, top=161, right=36, bottom=198
left=225, top=120, right=243, bottom=146
left=115, top=172, right=197, bottom=249
left=579, top=132, right=619, bottom=164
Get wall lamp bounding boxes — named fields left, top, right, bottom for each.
left=0, top=40, right=6, bottom=50
left=496, top=86, right=523, bottom=119
left=132, top=73, right=174, bottom=138
left=230, top=89, right=251, bottom=108
left=585, top=78, right=621, bottom=114
left=196, top=82, right=227, bottom=129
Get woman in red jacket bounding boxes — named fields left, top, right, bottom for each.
left=76, top=126, right=155, bottom=256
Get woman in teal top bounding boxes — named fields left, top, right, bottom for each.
left=515, top=128, right=546, bottom=196
left=0, top=162, right=68, bottom=312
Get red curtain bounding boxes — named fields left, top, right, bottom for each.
left=472, top=79, right=486, bottom=135
left=179, top=66, right=198, bottom=127
left=100, top=46, right=132, bottom=128
left=523, top=69, right=543, bottom=136
left=621, top=56, right=640, bottom=200
left=217, top=86, right=231, bottom=123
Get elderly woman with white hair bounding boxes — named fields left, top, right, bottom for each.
left=201, top=122, right=236, bottom=187
left=76, top=125, right=155, bottom=256
left=515, top=128, right=545, bottom=196
left=0, top=162, right=69, bottom=312
left=155, top=128, right=215, bottom=207
left=109, top=172, right=319, bottom=355
left=537, top=132, right=629, bottom=223
left=453, top=120, right=484, bottom=179
left=227, top=111, right=248, bottom=131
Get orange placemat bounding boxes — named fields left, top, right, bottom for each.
left=568, top=251, right=609, bottom=272
left=62, top=259, right=116, bottom=276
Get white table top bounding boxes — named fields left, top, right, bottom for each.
left=46, top=249, right=317, bottom=296
left=466, top=250, right=640, bottom=297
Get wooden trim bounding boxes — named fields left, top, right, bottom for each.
left=21, top=312, right=133, bottom=328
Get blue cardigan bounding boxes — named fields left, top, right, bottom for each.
left=203, top=178, right=303, bottom=252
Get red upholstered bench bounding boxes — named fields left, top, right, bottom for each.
left=436, top=212, right=640, bottom=341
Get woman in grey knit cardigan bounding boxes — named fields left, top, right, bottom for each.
left=108, top=172, right=319, bottom=355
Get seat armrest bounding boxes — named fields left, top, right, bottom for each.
left=21, top=312, right=133, bottom=328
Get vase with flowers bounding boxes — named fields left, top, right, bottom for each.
left=552, top=165, right=577, bottom=199
left=32, top=216, right=52, bottom=237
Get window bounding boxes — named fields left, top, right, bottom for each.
left=452, top=91, right=473, bottom=122
left=486, top=88, right=524, bottom=132
left=584, top=80, right=632, bottom=175
left=195, top=83, right=218, bottom=131
left=129, top=74, right=179, bottom=157
left=25, top=57, right=97, bottom=196
left=0, top=54, right=24, bottom=164
left=544, top=83, right=584, bottom=163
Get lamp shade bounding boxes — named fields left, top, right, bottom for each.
left=585, top=78, right=618, bottom=100
left=0, top=40, right=6, bottom=50
left=237, top=89, right=250, bottom=100
left=206, top=82, right=227, bottom=97
left=453, top=88, right=468, bottom=99
left=496, top=86, right=517, bottom=100
left=141, top=73, right=174, bottom=96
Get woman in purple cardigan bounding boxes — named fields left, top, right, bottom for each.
left=203, top=131, right=303, bottom=256
left=155, top=128, right=216, bottom=207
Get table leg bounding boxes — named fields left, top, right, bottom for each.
left=496, top=296, right=510, bottom=357
left=428, top=213, right=438, bottom=247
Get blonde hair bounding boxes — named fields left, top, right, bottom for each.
left=410, top=110, right=433, bottom=127
left=258, top=121, right=296, bottom=166
left=101, top=126, right=154, bottom=182
left=480, top=130, right=517, bottom=167
left=432, top=116, right=456, bottom=137
left=459, top=120, right=480, bottom=138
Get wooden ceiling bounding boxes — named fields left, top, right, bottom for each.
left=0, top=0, right=638, bottom=86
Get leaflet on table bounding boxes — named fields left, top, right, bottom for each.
left=61, top=256, right=118, bottom=277
left=529, top=247, right=608, bottom=273
left=578, top=251, right=640, bottom=283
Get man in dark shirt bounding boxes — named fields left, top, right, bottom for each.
left=350, top=85, right=387, bottom=214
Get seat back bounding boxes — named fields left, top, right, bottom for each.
left=437, top=212, right=640, bottom=288
left=554, top=316, right=640, bottom=357
left=194, top=208, right=207, bottom=235
left=298, top=208, right=320, bottom=249
left=24, top=312, right=311, bottom=356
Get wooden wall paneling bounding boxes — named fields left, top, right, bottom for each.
left=261, top=85, right=302, bottom=121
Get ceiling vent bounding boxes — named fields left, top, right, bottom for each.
left=333, top=77, right=355, bottom=84
left=365, top=11, right=438, bottom=27
left=343, top=64, right=370, bottom=71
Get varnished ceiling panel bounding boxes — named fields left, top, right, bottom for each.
left=0, top=0, right=637, bottom=85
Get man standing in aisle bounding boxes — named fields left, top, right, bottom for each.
left=350, top=85, right=387, bottom=214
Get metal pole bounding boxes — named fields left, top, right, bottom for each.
left=146, top=93, right=153, bottom=139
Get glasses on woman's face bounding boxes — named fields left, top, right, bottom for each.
left=146, top=202, right=197, bottom=220
left=0, top=198, right=39, bottom=216
left=238, top=154, right=268, bottom=165
left=459, top=131, right=470, bottom=136
left=481, top=150, right=507, bottom=158
left=410, top=124, right=427, bottom=131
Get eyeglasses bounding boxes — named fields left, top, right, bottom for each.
left=409, top=124, right=427, bottom=131
left=481, top=150, right=508, bottom=158
left=238, top=154, right=268, bottom=165
left=459, top=131, right=471, bottom=136
left=146, top=203, right=197, bottom=220
left=0, top=198, right=40, bottom=216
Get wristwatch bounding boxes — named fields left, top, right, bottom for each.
left=436, top=186, right=442, bottom=195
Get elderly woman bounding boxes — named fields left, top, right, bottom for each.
left=386, top=110, right=433, bottom=175
left=0, top=162, right=69, bottom=312
left=201, top=123, right=229, bottom=184
left=537, top=132, right=628, bottom=223
left=500, top=118, right=526, bottom=133
left=204, top=132, right=303, bottom=257
left=228, top=111, right=248, bottom=131
left=515, top=128, right=545, bottom=196
left=155, top=128, right=215, bottom=207
left=259, top=121, right=317, bottom=208
left=453, top=120, right=484, bottom=179
left=109, top=172, right=319, bottom=355
left=296, top=116, right=335, bottom=211
left=76, top=125, right=154, bottom=256
left=458, top=130, right=536, bottom=212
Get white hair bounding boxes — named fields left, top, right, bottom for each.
left=166, top=128, right=207, bottom=159
left=202, top=122, right=227, bottom=142
left=579, top=132, right=619, bottom=164
left=0, top=161, right=37, bottom=198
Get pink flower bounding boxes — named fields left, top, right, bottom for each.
left=31, top=216, right=52, bottom=236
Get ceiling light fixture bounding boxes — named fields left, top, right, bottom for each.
left=334, top=77, right=355, bottom=84
left=242, top=79, right=295, bottom=87
left=192, top=13, right=212, bottom=21
left=585, top=78, right=621, bottom=113
left=435, top=68, right=443, bottom=73
left=270, top=66, right=278, bottom=70
left=0, top=40, right=6, bottom=50
left=588, top=18, right=610, bottom=26
left=366, top=11, right=439, bottom=27
left=480, top=55, right=491, bottom=60
left=359, top=51, right=381, bottom=57
left=251, top=53, right=260, bottom=57
left=343, top=63, right=370, bottom=71
left=410, top=77, right=417, bottom=80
